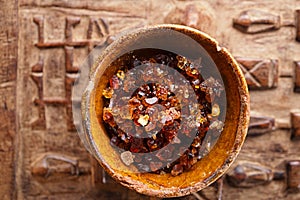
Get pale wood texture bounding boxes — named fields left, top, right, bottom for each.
left=0, top=0, right=299, bottom=199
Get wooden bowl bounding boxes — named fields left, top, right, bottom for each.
left=81, top=24, right=250, bottom=198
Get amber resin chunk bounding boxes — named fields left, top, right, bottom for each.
left=100, top=48, right=224, bottom=176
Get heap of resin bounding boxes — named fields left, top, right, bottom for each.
left=101, top=49, right=224, bottom=176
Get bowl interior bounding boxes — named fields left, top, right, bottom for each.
left=83, top=25, right=249, bottom=197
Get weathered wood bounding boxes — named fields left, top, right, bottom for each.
left=287, top=160, right=300, bottom=192
left=30, top=152, right=90, bottom=177
left=291, top=111, right=300, bottom=140
left=233, top=10, right=281, bottom=34
left=296, top=10, right=300, bottom=42
left=17, top=1, right=149, bottom=199
left=0, top=0, right=18, bottom=199
left=248, top=116, right=275, bottom=136
left=235, top=57, right=279, bottom=90
left=9, top=0, right=300, bottom=199
left=226, top=161, right=284, bottom=188
left=164, top=1, right=216, bottom=35
left=294, top=61, right=300, bottom=93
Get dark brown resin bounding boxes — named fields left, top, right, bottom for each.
left=100, top=48, right=224, bottom=176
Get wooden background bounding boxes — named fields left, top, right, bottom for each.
left=1, top=0, right=300, bottom=199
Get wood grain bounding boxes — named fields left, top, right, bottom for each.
left=0, top=0, right=18, bottom=199
left=0, top=0, right=299, bottom=199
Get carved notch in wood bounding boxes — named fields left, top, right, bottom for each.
left=233, top=10, right=281, bottom=34
left=294, top=61, right=300, bottom=93
left=226, top=161, right=285, bottom=188
left=33, top=16, right=45, bottom=44
left=34, top=16, right=109, bottom=48
left=65, top=17, right=81, bottom=43
left=31, top=57, right=46, bottom=130
left=296, top=10, right=300, bottom=42
left=164, top=3, right=216, bottom=34
left=31, top=153, right=90, bottom=178
left=31, top=16, right=110, bottom=131
left=286, top=160, right=300, bottom=192
left=235, top=57, right=279, bottom=90
left=248, top=116, right=275, bottom=136
left=291, top=111, right=300, bottom=140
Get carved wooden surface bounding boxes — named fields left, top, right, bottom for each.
left=295, top=61, right=300, bottom=92
left=0, top=0, right=299, bottom=199
left=235, top=57, right=279, bottom=90
left=291, top=111, right=300, bottom=140
left=287, top=160, right=300, bottom=192
left=296, top=9, right=300, bottom=42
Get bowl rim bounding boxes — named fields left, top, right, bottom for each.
left=81, top=24, right=250, bottom=197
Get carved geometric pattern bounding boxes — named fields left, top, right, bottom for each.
left=296, top=10, right=300, bottom=42
left=31, top=57, right=45, bottom=130
left=31, top=153, right=90, bottom=177
left=31, top=16, right=109, bottom=131
left=233, top=10, right=281, bottom=34
left=291, top=111, right=300, bottom=140
left=294, top=61, right=300, bottom=93
left=226, top=161, right=284, bottom=188
left=286, top=160, right=300, bottom=192
left=248, top=116, right=275, bottom=136
left=235, top=57, right=279, bottom=90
